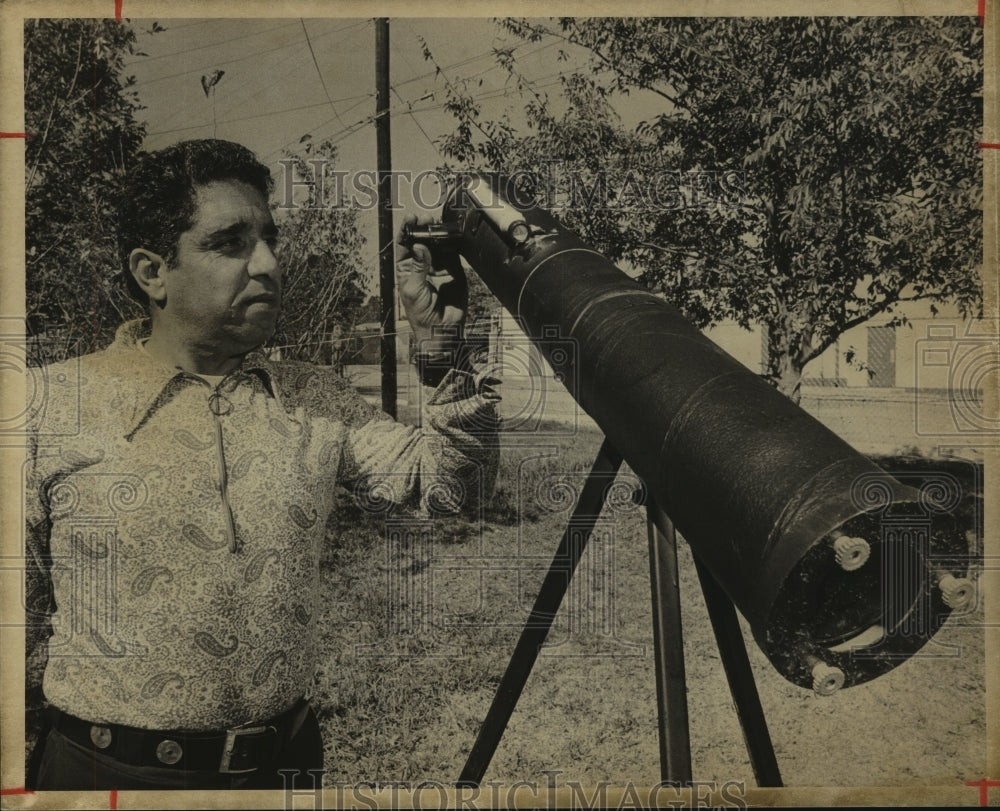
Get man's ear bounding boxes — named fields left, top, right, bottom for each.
left=129, top=248, right=168, bottom=305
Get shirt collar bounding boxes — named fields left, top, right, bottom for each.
left=109, top=320, right=284, bottom=438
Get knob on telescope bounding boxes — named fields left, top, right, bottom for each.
left=830, top=531, right=871, bottom=571
left=806, top=655, right=846, bottom=696
left=936, top=572, right=975, bottom=611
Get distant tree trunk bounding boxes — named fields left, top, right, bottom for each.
left=763, top=318, right=808, bottom=405
left=769, top=352, right=805, bottom=405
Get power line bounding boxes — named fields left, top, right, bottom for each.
left=396, top=23, right=541, bottom=161
left=137, top=20, right=375, bottom=150
left=167, top=65, right=571, bottom=159
left=134, top=19, right=372, bottom=87
left=137, top=21, right=573, bottom=162
left=300, top=18, right=347, bottom=131
left=394, top=72, right=570, bottom=120
left=155, top=20, right=216, bottom=32
left=213, top=20, right=373, bottom=135
left=388, top=33, right=442, bottom=159
left=390, top=23, right=560, bottom=94
left=124, top=20, right=301, bottom=65
left=150, top=22, right=372, bottom=140
left=144, top=93, right=373, bottom=138
left=261, top=95, right=375, bottom=161
left=262, top=68, right=572, bottom=162
left=135, top=31, right=305, bottom=86
left=390, top=85, right=440, bottom=158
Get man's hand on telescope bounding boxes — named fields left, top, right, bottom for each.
left=395, top=214, right=468, bottom=359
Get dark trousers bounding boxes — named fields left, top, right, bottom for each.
left=30, top=706, right=325, bottom=791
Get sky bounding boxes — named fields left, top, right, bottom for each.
left=123, top=16, right=638, bottom=293
left=85, top=15, right=984, bottom=321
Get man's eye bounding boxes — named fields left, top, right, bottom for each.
left=217, top=237, right=244, bottom=252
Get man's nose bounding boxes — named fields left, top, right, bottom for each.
left=248, top=239, right=280, bottom=281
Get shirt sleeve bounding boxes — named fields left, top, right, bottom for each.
left=339, top=367, right=501, bottom=517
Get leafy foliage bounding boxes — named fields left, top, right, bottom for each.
left=432, top=17, right=983, bottom=400
left=270, top=140, right=369, bottom=368
left=24, top=22, right=369, bottom=371
left=25, top=19, right=148, bottom=363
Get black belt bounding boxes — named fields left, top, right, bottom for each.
left=47, top=698, right=311, bottom=774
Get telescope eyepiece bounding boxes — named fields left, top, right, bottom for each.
left=399, top=221, right=463, bottom=248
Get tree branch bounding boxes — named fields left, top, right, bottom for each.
left=505, top=19, right=696, bottom=116
left=27, top=29, right=85, bottom=194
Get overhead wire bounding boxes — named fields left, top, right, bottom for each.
left=261, top=94, right=375, bottom=161
left=300, top=18, right=348, bottom=131
left=124, top=20, right=301, bottom=65
left=138, top=21, right=572, bottom=166
left=140, top=20, right=375, bottom=143
left=271, top=27, right=564, bottom=152
left=140, top=19, right=213, bottom=33
left=178, top=21, right=373, bottom=136
left=388, top=30, right=443, bottom=159
left=151, top=65, right=573, bottom=154
left=261, top=68, right=573, bottom=163
left=133, top=19, right=372, bottom=87
left=144, top=93, right=373, bottom=138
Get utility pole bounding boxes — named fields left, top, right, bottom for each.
left=375, top=17, right=397, bottom=418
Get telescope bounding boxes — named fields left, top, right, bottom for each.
left=405, top=174, right=974, bottom=783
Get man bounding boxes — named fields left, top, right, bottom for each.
left=24, top=139, right=499, bottom=790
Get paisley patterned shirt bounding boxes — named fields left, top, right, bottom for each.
left=25, top=320, right=499, bottom=731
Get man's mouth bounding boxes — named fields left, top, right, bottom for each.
left=244, top=292, right=279, bottom=307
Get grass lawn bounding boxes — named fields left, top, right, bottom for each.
left=23, top=422, right=985, bottom=791
left=309, top=424, right=986, bottom=789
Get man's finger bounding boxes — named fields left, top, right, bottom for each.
left=395, top=213, right=419, bottom=262
left=408, top=242, right=433, bottom=269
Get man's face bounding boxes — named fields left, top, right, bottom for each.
left=160, top=179, right=281, bottom=356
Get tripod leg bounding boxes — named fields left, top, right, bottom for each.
left=646, top=501, right=693, bottom=784
left=457, top=439, right=623, bottom=787
left=692, top=554, right=783, bottom=787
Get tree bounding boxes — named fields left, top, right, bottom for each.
left=270, top=139, right=369, bottom=369
left=431, top=17, right=983, bottom=401
left=24, top=19, right=149, bottom=363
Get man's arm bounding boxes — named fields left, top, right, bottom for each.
left=341, top=366, right=500, bottom=516
left=339, top=216, right=500, bottom=515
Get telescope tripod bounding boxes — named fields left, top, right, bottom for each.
left=457, top=438, right=784, bottom=788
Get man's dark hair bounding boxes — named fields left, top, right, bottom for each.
left=117, top=139, right=274, bottom=302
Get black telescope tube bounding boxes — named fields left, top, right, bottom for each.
left=441, top=175, right=968, bottom=689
